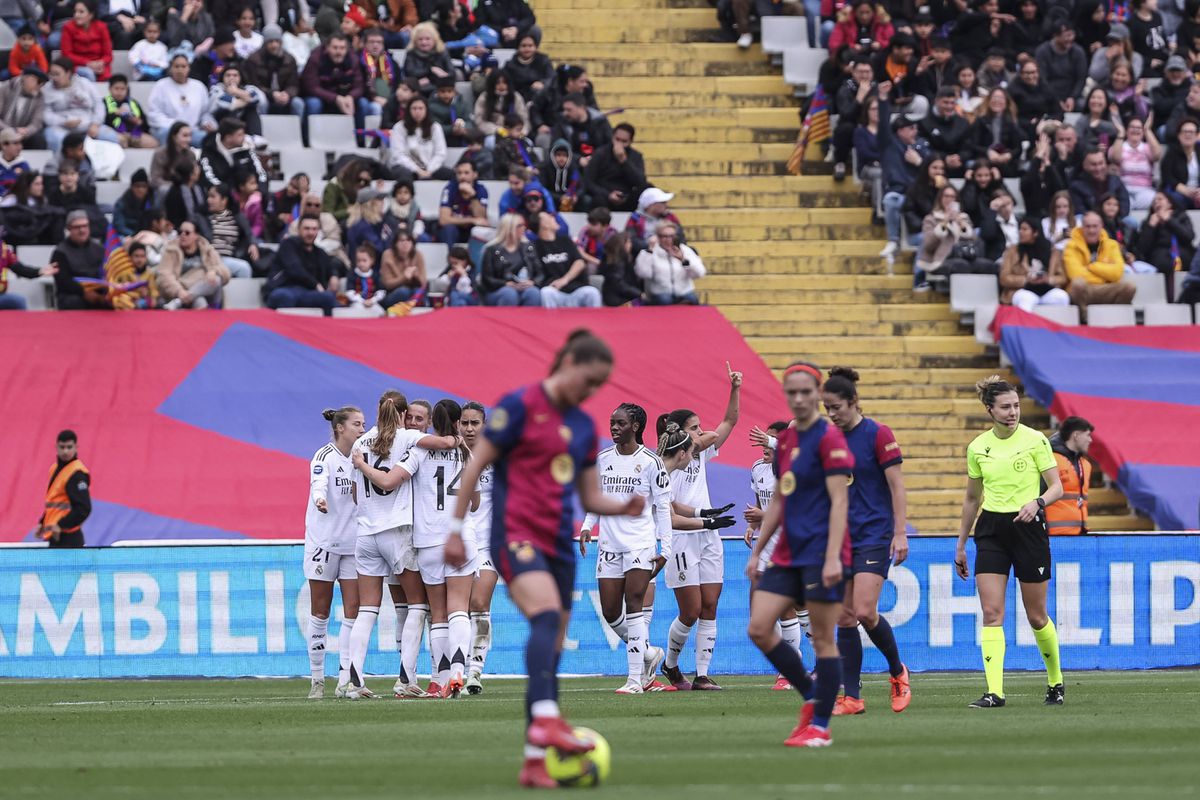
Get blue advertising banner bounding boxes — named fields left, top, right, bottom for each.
left=0, top=536, right=1197, bottom=679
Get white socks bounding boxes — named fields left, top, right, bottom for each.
left=797, top=608, right=812, bottom=640
left=448, top=611, right=471, bottom=682
left=430, top=622, right=450, bottom=686
left=780, top=617, right=802, bottom=653
left=393, top=602, right=409, bottom=675
left=469, top=611, right=491, bottom=677
left=338, top=617, right=355, bottom=686
left=625, top=611, right=646, bottom=684
left=608, top=612, right=629, bottom=641
left=643, top=604, right=654, bottom=632
left=308, top=615, right=328, bottom=682
left=348, top=606, right=379, bottom=688
left=665, top=617, right=694, bottom=669
left=695, top=619, right=717, bottom=677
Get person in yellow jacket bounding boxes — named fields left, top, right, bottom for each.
left=38, top=430, right=91, bottom=548
left=1046, top=417, right=1094, bottom=536
left=1061, top=212, right=1136, bottom=313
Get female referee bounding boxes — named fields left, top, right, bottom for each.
left=822, top=367, right=911, bottom=714
left=746, top=361, right=854, bottom=748
left=444, top=330, right=645, bottom=788
left=304, top=407, right=364, bottom=699
left=955, top=375, right=1065, bottom=708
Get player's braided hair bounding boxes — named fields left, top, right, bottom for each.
left=371, top=390, right=409, bottom=459
left=656, top=422, right=692, bottom=459
left=617, top=402, right=647, bottom=444
left=975, top=375, right=1018, bottom=409
left=322, top=406, right=361, bottom=435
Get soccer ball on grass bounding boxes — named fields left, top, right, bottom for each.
left=545, top=727, right=611, bottom=787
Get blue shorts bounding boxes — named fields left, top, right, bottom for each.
left=494, top=537, right=577, bottom=612
left=851, top=543, right=892, bottom=578
left=755, top=564, right=846, bottom=605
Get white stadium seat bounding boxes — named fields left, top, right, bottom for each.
left=280, top=149, right=329, bottom=181
left=1032, top=305, right=1081, bottom=326
left=15, top=245, right=56, bottom=267
left=761, top=17, right=810, bottom=56
left=111, top=50, right=132, bottom=76
left=128, top=80, right=153, bottom=107
left=1087, top=304, right=1137, bottom=327
left=23, top=150, right=52, bottom=172
left=1175, top=271, right=1189, bottom=300
left=973, top=304, right=998, bottom=344
left=782, top=48, right=826, bottom=90
left=1142, top=303, right=1193, bottom=326
left=560, top=212, right=587, bottom=237
left=262, top=115, right=304, bottom=148
left=949, top=274, right=998, bottom=315
left=417, top=242, right=449, bottom=276
left=307, top=115, right=355, bottom=153
left=415, top=180, right=444, bottom=221
left=1129, top=272, right=1166, bottom=309
left=332, top=306, right=380, bottom=317
left=95, top=181, right=125, bottom=207
left=276, top=307, right=325, bottom=316
left=5, top=276, right=53, bottom=309
left=223, top=278, right=265, bottom=310
left=493, top=48, right=516, bottom=68
left=121, top=148, right=155, bottom=180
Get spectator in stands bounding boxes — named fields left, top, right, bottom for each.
left=207, top=64, right=267, bottom=137
left=403, top=22, right=454, bottom=93
left=0, top=241, right=56, bottom=310
left=1069, top=149, right=1130, bottom=219
left=967, top=88, right=1025, bottom=177
left=1000, top=217, right=1071, bottom=311
left=529, top=64, right=593, bottom=149
left=1110, top=115, right=1161, bottom=209
left=267, top=216, right=341, bottom=313
left=129, top=19, right=169, bottom=80
left=626, top=186, right=683, bottom=251
left=1165, top=80, right=1200, bottom=141
left=538, top=139, right=581, bottom=211
left=324, top=158, right=373, bottom=225
left=978, top=48, right=1013, bottom=92
left=1062, top=211, right=1136, bottom=311
left=1162, top=117, right=1200, bottom=207
left=902, top=155, right=944, bottom=248
left=1075, top=87, right=1124, bottom=151
left=520, top=186, right=567, bottom=237
left=1150, top=56, right=1192, bottom=127
left=1042, top=190, right=1078, bottom=250
left=853, top=95, right=881, bottom=186
left=148, top=54, right=216, bottom=145
left=49, top=160, right=99, bottom=229
left=870, top=32, right=917, bottom=105
left=0, top=67, right=48, bottom=149
left=102, top=74, right=156, bottom=148
left=390, top=95, right=453, bottom=180
left=61, top=1, right=113, bottom=81
left=0, top=169, right=42, bottom=208
left=503, top=33, right=554, bottom=100
left=50, top=209, right=104, bottom=310
left=552, top=93, right=611, bottom=169
left=532, top=210, right=599, bottom=308
left=498, top=164, right=552, bottom=215
left=199, top=117, right=269, bottom=190
left=190, top=29, right=242, bottom=87
left=379, top=226, right=425, bottom=307
left=829, top=1, right=894, bottom=58
left=9, top=27, right=48, bottom=78
left=1181, top=249, right=1200, bottom=304
left=479, top=213, right=541, bottom=305
left=438, top=159, right=488, bottom=246
left=1009, top=59, right=1061, bottom=135
left=150, top=121, right=196, bottom=190
left=113, top=168, right=154, bottom=238
left=289, top=193, right=349, bottom=266
left=302, top=33, right=366, bottom=129
left=918, top=184, right=995, bottom=280
left=960, top=161, right=1004, bottom=225
left=1088, top=24, right=1142, bottom=85
left=1095, top=191, right=1137, bottom=250
left=948, top=0, right=1010, bottom=59
left=429, top=76, right=473, bottom=146
left=157, top=219, right=230, bottom=309
left=909, top=35, right=953, bottom=99
left=1036, top=22, right=1088, bottom=113
left=347, top=187, right=399, bottom=262
left=598, top=230, right=642, bottom=306
left=951, top=62, right=986, bottom=122
left=199, top=184, right=257, bottom=278
left=1133, top=191, right=1195, bottom=301
left=232, top=7, right=263, bottom=59
left=0, top=128, right=29, bottom=196
left=832, top=58, right=876, bottom=182
left=493, top=114, right=536, bottom=180
left=634, top=220, right=703, bottom=305
left=129, top=208, right=173, bottom=266
left=877, top=89, right=930, bottom=261
left=979, top=188, right=1021, bottom=263
left=44, top=130, right=95, bottom=192
left=583, top=122, right=645, bottom=213
left=575, top=206, right=615, bottom=271
left=920, top=86, right=971, bottom=178
left=388, top=179, right=425, bottom=238
left=269, top=173, right=308, bottom=240
left=1021, top=124, right=1072, bottom=216
left=242, top=25, right=304, bottom=118
left=43, top=56, right=118, bottom=152
left=475, top=0, right=538, bottom=48
left=360, top=28, right=401, bottom=121
left=164, top=0, right=215, bottom=50
left=1104, top=60, right=1148, bottom=120
left=161, top=159, right=206, bottom=230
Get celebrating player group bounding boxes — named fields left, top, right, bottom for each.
left=303, top=330, right=1066, bottom=781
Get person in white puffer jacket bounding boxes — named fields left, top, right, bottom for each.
left=634, top=220, right=705, bottom=305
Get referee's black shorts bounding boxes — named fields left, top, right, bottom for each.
left=973, top=510, right=1052, bottom=584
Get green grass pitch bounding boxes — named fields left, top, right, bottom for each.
left=5, top=672, right=1198, bottom=799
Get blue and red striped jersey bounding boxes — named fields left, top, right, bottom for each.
left=845, top=417, right=903, bottom=549
left=771, top=418, right=855, bottom=569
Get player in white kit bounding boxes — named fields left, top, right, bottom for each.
left=360, top=399, right=478, bottom=699
left=461, top=402, right=498, bottom=695
left=579, top=403, right=672, bottom=694
left=659, top=363, right=742, bottom=691
left=345, top=390, right=460, bottom=699
left=745, top=420, right=811, bottom=690
left=304, top=407, right=365, bottom=699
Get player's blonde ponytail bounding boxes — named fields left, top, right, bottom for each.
left=372, top=390, right=409, bottom=458
left=975, top=375, right=1017, bottom=409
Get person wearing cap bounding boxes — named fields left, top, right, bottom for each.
left=147, top=53, right=216, bottom=145
left=191, top=27, right=242, bottom=86
left=113, top=168, right=155, bottom=238
left=978, top=48, right=1013, bottom=92
left=103, top=73, right=157, bottom=148
left=50, top=209, right=106, bottom=310
left=164, top=0, right=215, bottom=51
left=877, top=81, right=930, bottom=261
left=0, top=128, right=29, bottom=197
left=1035, top=23, right=1089, bottom=112
left=199, top=117, right=269, bottom=191
left=520, top=187, right=568, bottom=238
left=1151, top=56, right=1193, bottom=129
left=301, top=32, right=367, bottom=128
left=242, top=24, right=304, bottom=119
left=475, top=0, right=538, bottom=48
left=61, top=0, right=113, bottom=81
left=1087, top=22, right=1144, bottom=86
left=1128, top=0, right=1169, bottom=77
left=625, top=186, right=684, bottom=251
left=583, top=122, right=646, bottom=213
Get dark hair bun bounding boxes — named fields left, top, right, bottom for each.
left=828, top=366, right=860, bottom=383
left=322, top=408, right=336, bottom=421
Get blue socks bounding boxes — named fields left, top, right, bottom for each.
left=812, top=657, right=842, bottom=729
left=764, top=640, right=814, bottom=700
left=525, top=610, right=561, bottom=723
left=837, top=626, right=863, bottom=700
left=865, top=616, right=903, bottom=677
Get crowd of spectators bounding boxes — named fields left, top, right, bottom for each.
left=0, top=0, right=709, bottom=311
left=759, top=0, right=1200, bottom=308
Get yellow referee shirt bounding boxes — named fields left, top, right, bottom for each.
left=966, top=424, right=1056, bottom=513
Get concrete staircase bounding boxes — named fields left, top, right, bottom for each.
left=533, top=0, right=1149, bottom=532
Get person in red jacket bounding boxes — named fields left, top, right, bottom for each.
left=827, top=0, right=894, bottom=59
left=61, top=0, right=113, bottom=81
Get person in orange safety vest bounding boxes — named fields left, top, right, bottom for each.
left=38, top=429, right=91, bottom=548
left=1046, top=417, right=1093, bottom=536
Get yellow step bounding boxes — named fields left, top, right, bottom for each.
left=677, top=207, right=872, bottom=225
left=734, top=319, right=959, bottom=337
left=697, top=240, right=883, bottom=258
left=706, top=288, right=923, bottom=305
left=538, top=7, right=715, bottom=26
left=704, top=275, right=911, bottom=291
left=545, top=27, right=711, bottom=43
left=759, top=351, right=995, bottom=369
left=536, top=43, right=766, bottom=62
left=617, top=107, right=802, bottom=128
left=720, top=303, right=955, bottom=323
left=567, top=75, right=790, bottom=96
left=709, top=256, right=912, bottom=276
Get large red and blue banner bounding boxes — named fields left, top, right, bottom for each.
left=994, top=307, right=1200, bottom=531
left=0, top=309, right=784, bottom=544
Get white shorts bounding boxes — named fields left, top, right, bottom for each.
left=596, top=546, right=657, bottom=580
left=303, top=542, right=357, bottom=582
left=476, top=542, right=496, bottom=574
left=416, top=541, right=478, bottom=585
left=355, top=526, right=415, bottom=578
left=665, top=530, right=724, bottom=589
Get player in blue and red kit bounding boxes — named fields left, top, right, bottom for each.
left=746, top=361, right=854, bottom=748
left=445, top=329, right=644, bottom=788
left=822, top=367, right=912, bottom=715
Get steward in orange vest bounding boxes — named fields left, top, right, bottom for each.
left=38, top=430, right=91, bottom=548
left=1046, top=417, right=1094, bottom=536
